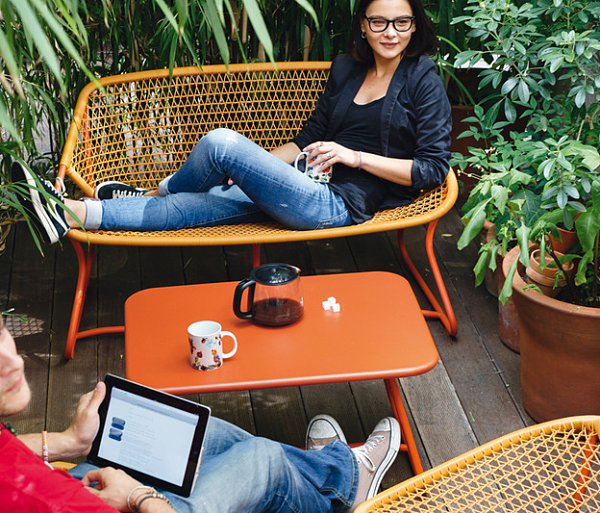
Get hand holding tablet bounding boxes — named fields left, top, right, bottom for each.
left=88, top=374, right=211, bottom=496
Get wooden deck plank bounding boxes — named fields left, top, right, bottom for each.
left=386, top=217, right=530, bottom=447
left=399, top=362, right=478, bottom=466
left=7, top=225, right=55, bottom=434
left=0, top=227, right=13, bottom=312
left=46, top=242, right=99, bottom=438
left=3, top=204, right=532, bottom=494
left=434, top=212, right=533, bottom=425
left=344, top=231, right=428, bottom=480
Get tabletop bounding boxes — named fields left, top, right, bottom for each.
left=124, top=271, right=438, bottom=395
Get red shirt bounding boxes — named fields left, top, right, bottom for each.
left=0, top=427, right=119, bottom=512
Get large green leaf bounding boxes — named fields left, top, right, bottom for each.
left=499, top=255, right=518, bottom=305
left=457, top=198, right=490, bottom=250
left=575, top=209, right=600, bottom=253
left=516, top=224, right=531, bottom=266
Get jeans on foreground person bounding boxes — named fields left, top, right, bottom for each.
left=0, top=314, right=401, bottom=513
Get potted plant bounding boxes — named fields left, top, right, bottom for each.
left=452, top=0, right=600, bottom=421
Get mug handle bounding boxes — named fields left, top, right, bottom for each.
left=233, top=278, right=255, bottom=319
left=221, top=331, right=238, bottom=358
left=294, top=151, right=309, bottom=172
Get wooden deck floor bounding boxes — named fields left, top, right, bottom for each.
left=0, top=205, right=534, bottom=490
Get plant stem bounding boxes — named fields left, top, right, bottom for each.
left=550, top=248, right=576, bottom=303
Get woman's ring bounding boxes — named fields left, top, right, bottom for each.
left=326, top=152, right=333, bottom=159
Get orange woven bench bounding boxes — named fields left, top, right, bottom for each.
left=57, top=62, right=458, bottom=360
left=356, top=415, right=600, bottom=513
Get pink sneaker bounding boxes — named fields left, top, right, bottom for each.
left=348, top=417, right=401, bottom=512
left=305, top=414, right=347, bottom=450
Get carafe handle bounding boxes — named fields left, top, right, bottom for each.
left=233, top=278, right=256, bottom=319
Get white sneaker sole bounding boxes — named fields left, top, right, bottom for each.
left=20, top=167, right=61, bottom=244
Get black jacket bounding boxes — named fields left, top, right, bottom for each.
left=293, top=53, right=452, bottom=210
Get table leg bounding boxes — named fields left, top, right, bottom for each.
left=384, top=378, right=423, bottom=475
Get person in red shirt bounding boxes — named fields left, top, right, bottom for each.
left=0, top=313, right=177, bottom=513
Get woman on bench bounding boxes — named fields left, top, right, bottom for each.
left=15, top=0, right=451, bottom=245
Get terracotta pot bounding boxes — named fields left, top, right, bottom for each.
left=499, top=245, right=520, bottom=353
left=525, top=249, right=573, bottom=298
left=511, top=251, right=600, bottom=422
left=548, top=227, right=577, bottom=254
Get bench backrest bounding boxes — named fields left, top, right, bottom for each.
left=61, top=62, right=331, bottom=195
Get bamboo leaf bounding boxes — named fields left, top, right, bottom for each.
left=0, top=99, right=22, bottom=143
left=204, top=0, right=230, bottom=64
left=9, top=0, right=65, bottom=90
left=241, top=0, right=274, bottom=61
left=294, top=0, right=318, bottom=26
left=29, top=0, right=98, bottom=87
left=0, top=29, right=22, bottom=93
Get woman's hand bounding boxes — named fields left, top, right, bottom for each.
left=82, top=467, right=142, bottom=511
left=302, top=141, right=360, bottom=170
left=63, top=381, right=106, bottom=457
left=304, top=141, right=414, bottom=185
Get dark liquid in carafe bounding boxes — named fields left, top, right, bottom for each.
left=252, top=298, right=303, bottom=326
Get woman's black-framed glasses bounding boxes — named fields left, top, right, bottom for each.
left=365, top=16, right=415, bottom=33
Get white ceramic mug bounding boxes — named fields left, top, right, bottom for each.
left=187, top=321, right=238, bottom=371
left=294, top=151, right=332, bottom=183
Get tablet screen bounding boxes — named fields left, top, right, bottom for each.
left=88, top=374, right=211, bottom=496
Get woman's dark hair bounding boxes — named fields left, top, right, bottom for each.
left=349, top=0, right=439, bottom=65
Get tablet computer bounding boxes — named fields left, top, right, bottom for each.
left=88, top=374, right=211, bottom=497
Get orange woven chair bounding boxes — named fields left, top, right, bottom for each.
left=356, top=415, right=600, bottom=513
left=57, top=62, right=458, bottom=359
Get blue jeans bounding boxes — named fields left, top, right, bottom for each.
left=95, top=129, right=352, bottom=231
left=70, top=417, right=358, bottom=513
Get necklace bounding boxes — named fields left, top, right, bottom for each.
left=0, top=421, right=18, bottom=436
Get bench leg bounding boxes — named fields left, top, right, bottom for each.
left=253, top=244, right=261, bottom=267
left=397, top=221, right=458, bottom=336
left=384, top=378, right=423, bottom=474
left=64, top=240, right=124, bottom=360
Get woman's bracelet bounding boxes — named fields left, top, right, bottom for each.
left=134, top=490, right=172, bottom=512
left=41, top=430, right=49, bottom=463
left=127, top=485, right=154, bottom=511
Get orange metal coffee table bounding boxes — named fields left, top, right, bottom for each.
left=124, top=271, right=438, bottom=474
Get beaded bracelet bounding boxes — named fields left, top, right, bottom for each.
left=134, top=490, right=172, bottom=512
left=127, top=485, right=154, bottom=511
left=41, top=430, right=49, bottom=463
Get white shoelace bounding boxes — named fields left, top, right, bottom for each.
left=352, top=434, right=385, bottom=473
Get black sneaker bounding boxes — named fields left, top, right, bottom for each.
left=11, top=162, right=70, bottom=244
left=94, top=181, right=150, bottom=200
